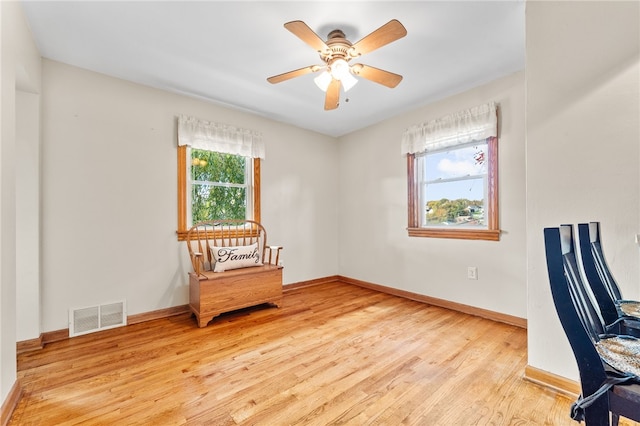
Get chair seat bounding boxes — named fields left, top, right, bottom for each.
left=596, top=336, right=640, bottom=378
left=618, top=301, right=640, bottom=318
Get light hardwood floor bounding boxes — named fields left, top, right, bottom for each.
left=9, top=282, right=639, bottom=425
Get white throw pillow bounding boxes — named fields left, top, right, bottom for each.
left=211, top=242, right=262, bottom=272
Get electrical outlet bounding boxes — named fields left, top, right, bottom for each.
left=467, top=266, right=478, bottom=280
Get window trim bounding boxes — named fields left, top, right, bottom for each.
left=406, top=136, right=499, bottom=241
left=177, top=145, right=260, bottom=241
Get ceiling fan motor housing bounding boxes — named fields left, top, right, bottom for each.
left=320, top=29, right=358, bottom=66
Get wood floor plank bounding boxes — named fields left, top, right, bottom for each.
left=9, top=281, right=639, bottom=425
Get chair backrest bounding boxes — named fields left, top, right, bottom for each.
left=560, top=225, right=607, bottom=339
left=577, top=222, right=623, bottom=328
left=544, top=225, right=610, bottom=420
left=579, top=222, right=623, bottom=299
left=185, top=219, right=267, bottom=274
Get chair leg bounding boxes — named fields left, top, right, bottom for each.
left=584, top=402, right=613, bottom=426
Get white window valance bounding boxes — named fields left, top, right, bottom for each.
left=401, top=101, right=497, bottom=155
left=178, top=115, right=265, bottom=159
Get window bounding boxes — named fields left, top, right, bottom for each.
left=177, top=146, right=260, bottom=240
left=176, top=115, right=263, bottom=240
left=403, top=102, right=499, bottom=241
left=190, top=149, right=253, bottom=223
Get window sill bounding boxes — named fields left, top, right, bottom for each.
left=177, top=228, right=261, bottom=242
left=407, top=227, right=501, bottom=241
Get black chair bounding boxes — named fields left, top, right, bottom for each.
left=544, top=225, right=640, bottom=425
left=577, top=222, right=640, bottom=336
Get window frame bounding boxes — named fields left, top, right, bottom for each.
left=407, top=136, right=499, bottom=241
left=177, top=145, right=260, bottom=241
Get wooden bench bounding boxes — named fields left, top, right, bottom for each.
left=185, top=220, right=283, bottom=327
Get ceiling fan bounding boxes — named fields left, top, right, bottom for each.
left=267, top=19, right=407, bottom=111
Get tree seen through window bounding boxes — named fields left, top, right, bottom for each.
left=190, top=149, right=247, bottom=222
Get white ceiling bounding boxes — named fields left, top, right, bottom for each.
left=21, top=1, right=525, bottom=137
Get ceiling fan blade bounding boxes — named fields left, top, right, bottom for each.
left=284, top=20, right=329, bottom=53
left=351, top=64, right=403, bottom=88
left=324, top=79, right=340, bottom=110
left=350, top=19, right=407, bottom=56
left=267, top=65, right=321, bottom=84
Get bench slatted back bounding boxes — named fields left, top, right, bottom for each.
left=186, top=220, right=267, bottom=274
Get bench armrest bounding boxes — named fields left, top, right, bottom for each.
left=265, top=246, right=283, bottom=266
left=191, top=252, right=204, bottom=276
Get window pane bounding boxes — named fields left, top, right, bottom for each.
left=191, top=184, right=246, bottom=222
left=191, top=149, right=245, bottom=184
left=420, top=141, right=488, bottom=228
left=423, top=179, right=485, bottom=227
left=424, top=143, right=487, bottom=181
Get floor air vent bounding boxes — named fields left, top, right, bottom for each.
left=69, top=301, right=127, bottom=337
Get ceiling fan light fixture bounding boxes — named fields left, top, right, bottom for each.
left=314, top=70, right=332, bottom=92
left=329, top=59, right=358, bottom=92
left=340, top=71, right=358, bottom=92
left=330, top=59, right=350, bottom=80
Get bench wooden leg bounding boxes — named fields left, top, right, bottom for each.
left=196, top=312, right=220, bottom=328
left=192, top=313, right=209, bottom=328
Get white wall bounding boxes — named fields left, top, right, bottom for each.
left=16, top=90, right=41, bottom=342
left=40, top=60, right=339, bottom=332
left=526, top=1, right=640, bottom=380
left=337, top=71, right=527, bottom=319
left=1, top=0, right=42, bottom=404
